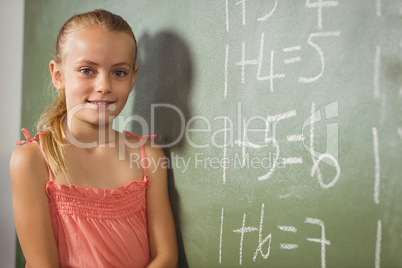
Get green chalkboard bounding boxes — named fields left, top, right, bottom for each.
left=19, top=0, right=402, bottom=267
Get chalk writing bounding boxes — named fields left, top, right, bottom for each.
left=224, top=44, right=229, bottom=98
left=235, top=39, right=259, bottom=84
left=299, top=32, right=341, bottom=83
left=304, top=102, right=341, bottom=189
left=376, top=0, right=382, bottom=17
left=224, top=0, right=341, bottom=97
left=225, top=0, right=230, bottom=31
left=217, top=1, right=400, bottom=266
left=279, top=186, right=301, bottom=199
left=278, top=225, right=298, bottom=232
left=226, top=0, right=279, bottom=28
left=374, top=46, right=381, bottom=99
left=280, top=243, right=299, bottom=250
left=234, top=118, right=262, bottom=169
left=252, top=203, right=272, bottom=262
left=258, top=110, right=298, bottom=181
left=283, top=46, right=302, bottom=64
left=231, top=32, right=340, bottom=87
left=375, top=220, right=382, bottom=268
left=219, top=208, right=224, bottom=264
left=235, top=0, right=247, bottom=26
left=221, top=205, right=330, bottom=265
left=287, top=134, right=305, bottom=142
left=278, top=224, right=299, bottom=250
left=305, top=217, right=331, bottom=268
left=258, top=0, right=278, bottom=22
left=305, top=0, right=339, bottom=29
left=372, top=127, right=381, bottom=205
left=233, top=213, right=258, bottom=264
left=218, top=101, right=340, bottom=184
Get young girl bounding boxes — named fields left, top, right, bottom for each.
left=10, top=9, right=178, bottom=268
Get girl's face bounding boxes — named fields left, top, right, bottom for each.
left=51, top=26, right=137, bottom=128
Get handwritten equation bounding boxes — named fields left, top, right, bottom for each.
left=215, top=0, right=402, bottom=267
left=221, top=101, right=341, bottom=188
left=224, top=0, right=341, bottom=98
left=370, top=0, right=402, bottom=266
left=219, top=204, right=330, bottom=267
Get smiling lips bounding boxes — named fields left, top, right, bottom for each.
left=86, top=100, right=116, bottom=108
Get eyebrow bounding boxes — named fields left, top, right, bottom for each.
left=76, top=60, right=132, bottom=68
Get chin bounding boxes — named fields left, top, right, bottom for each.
left=69, top=108, right=120, bottom=127
left=77, top=113, right=116, bottom=127
left=90, top=116, right=115, bottom=126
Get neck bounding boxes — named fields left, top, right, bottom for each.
left=65, top=117, right=116, bottom=148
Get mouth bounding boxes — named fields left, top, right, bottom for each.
left=86, top=100, right=116, bottom=108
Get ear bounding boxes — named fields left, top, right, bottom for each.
left=130, top=66, right=139, bottom=91
left=49, top=60, right=65, bottom=91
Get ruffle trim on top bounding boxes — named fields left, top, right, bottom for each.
left=16, top=128, right=150, bottom=220
left=46, top=178, right=148, bottom=200
left=47, top=180, right=148, bottom=220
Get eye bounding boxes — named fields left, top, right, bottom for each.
left=114, top=70, right=127, bottom=77
left=80, top=68, right=94, bottom=75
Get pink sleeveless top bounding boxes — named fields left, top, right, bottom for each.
left=17, top=129, right=155, bottom=268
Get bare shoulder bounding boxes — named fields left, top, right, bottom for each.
left=121, top=131, right=165, bottom=157
left=121, top=131, right=141, bottom=146
left=10, top=142, right=49, bottom=187
left=143, top=139, right=166, bottom=159
left=119, top=131, right=167, bottom=177
left=10, top=143, right=60, bottom=267
left=143, top=139, right=169, bottom=183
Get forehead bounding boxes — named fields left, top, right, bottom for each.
left=64, top=27, right=135, bottom=66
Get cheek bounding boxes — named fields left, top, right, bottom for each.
left=119, top=89, right=132, bottom=104
left=64, top=83, right=89, bottom=112
left=65, top=78, right=90, bottom=97
left=115, top=94, right=130, bottom=111
left=116, top=81, right=133, bottom=98
left=64, top=86, right=80, bottom=106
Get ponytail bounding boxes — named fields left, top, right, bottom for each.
left=37, top=91, right=71, bottom=184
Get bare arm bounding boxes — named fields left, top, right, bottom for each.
left=145, top=141, right=178, bottom=268
left=10, top=143, right=60, bottom=268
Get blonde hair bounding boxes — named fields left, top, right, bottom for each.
left=37, top=9, right=137, bottom=183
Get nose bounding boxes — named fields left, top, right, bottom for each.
left=96, top=73, right=112, bottom=94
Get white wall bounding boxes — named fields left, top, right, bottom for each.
left=0, top=0, right=25, bottom=267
